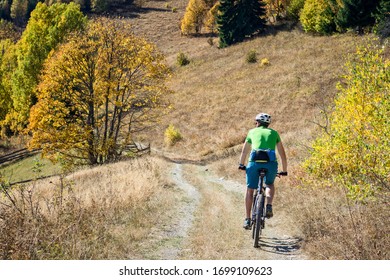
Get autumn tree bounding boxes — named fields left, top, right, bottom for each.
left=28, top=18, right=173, bottom=166
left=0, top=39, right=15, bottom=124
left=300, top=0, right=337, bottom=34
left=204, top=2, right=220, bottom=33
left=4, top=2, right=86, bottom=133
left=304, top=43, right=390, bottom=201
left=181, top=0, right=209, bottom=35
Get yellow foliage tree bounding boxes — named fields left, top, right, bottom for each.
left=264, top=0, right=288, bottom=22
left=181, top=0, right=220, bottom=35
left=28, top=18, right=173, bottom=166
left=304, top=43, right=390, bottom=200
left=181, top=0, right=207, bottom=35
left=204, top=2, right=220, bottom=33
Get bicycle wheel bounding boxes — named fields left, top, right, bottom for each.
left=251, top=192, right=258, bottom=239
left=253, top=194, right=265, bottom=248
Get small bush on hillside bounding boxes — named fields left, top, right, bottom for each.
left=165, top=124, right=183, bottom=146
left=246, top=50, right=257, bottom=63
left=177, top=52, right=190, bottom=66
left=260, top=58, right=270, bottom=66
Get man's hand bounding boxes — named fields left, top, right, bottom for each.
left=238, top=164, right=246, bottom=170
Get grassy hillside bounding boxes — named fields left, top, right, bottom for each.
left=126, top=1, right=370, bottom=163
left=1, top=1, right=387, bottom=260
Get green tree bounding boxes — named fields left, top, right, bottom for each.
left=235, top=0, right=266, bottom=42
left=335, top=0, right=381, bottom=33
left=0, top=0, right=12, bottom=21
left=10, top=0, right=28, bottom=26
left=28, top=18, right=173, bottom=166
left=304, top=43, right=390, bottom=201
left=92, top=0, right=108, bottom=13
left=217, top=0, right=236, bottom=47
left=5, top=2, right=86, bottom=133
left=218, top=0, right=266, bottom=47
left=374, top=0, right=390, bottom=37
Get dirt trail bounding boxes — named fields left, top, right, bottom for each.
left=125, top=0, right=306, bottom=260
left=154, top=161, right=306, bottom=260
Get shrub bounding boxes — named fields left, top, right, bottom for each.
left=177, top=52, right=190, bottom=66
left=246, top=50, right=257, bottom=63
left=164, top=124, right=183, bottom=146
left=260, top=58, right=270, bottom=66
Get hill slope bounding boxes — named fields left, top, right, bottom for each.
left=125, top=0, right=370, bottom=165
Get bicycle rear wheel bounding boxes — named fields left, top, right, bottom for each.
left=251, top=191, right=258, bottom=239
left=253, top=194, right=265, bottom=248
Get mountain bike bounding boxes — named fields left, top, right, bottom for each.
left=251, top=169, right=286, bottom=248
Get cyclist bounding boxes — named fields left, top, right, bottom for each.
left=238, top=113, right=287, bottom=230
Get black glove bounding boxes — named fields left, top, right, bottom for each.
left=238, top=164, right=246, bottom=170
left=279, top=171, right=288, bottom=176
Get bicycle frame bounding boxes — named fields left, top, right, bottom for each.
left=251, top=168, right=267, bottom=248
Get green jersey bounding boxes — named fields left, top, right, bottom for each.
left=245, top=126, right=281, bottom=150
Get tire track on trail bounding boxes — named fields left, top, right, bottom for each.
left=157, top=163, right=201, bottom=259
left=152, top=159, right=305, bottom=260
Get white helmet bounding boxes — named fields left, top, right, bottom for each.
left=255, top=113, right=271, bottom=124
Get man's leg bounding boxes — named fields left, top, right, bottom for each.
left=245, top=188, right=255, bottom=219
left=265, top=184, right=275, bottom=218
left=264, top=161, right=277, bottom=218
left=265, top=184, right=275, bottom=205
left=243, top=188, right=255, bottom=229
left=244, top=162, right=259, bottom=229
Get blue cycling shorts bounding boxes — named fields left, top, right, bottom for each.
left=246, top=161, right=278, bottom=189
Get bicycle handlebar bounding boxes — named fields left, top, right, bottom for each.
left=238, top=164, right=288, bottom=176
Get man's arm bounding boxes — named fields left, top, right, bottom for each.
left=239, top=141, right=251, bottom=166
left=276, top=141, right=287, bottom=172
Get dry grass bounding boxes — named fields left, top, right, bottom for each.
left=0, top=156, right=176, bottom=259
left=284, top=170, right=390, bottom=260
left=143, top=30, right=371, bottom=160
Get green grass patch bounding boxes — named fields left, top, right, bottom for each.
left=0, top=154, right=61, bottom=184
